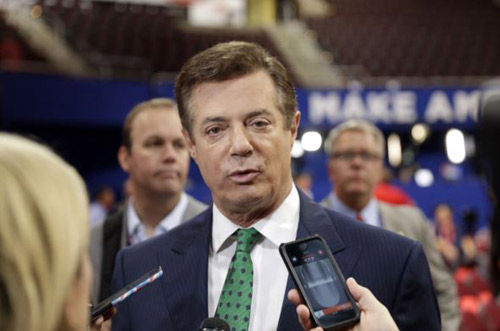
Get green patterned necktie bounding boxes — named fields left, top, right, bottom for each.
left=215, top=228, right=262, bottom=331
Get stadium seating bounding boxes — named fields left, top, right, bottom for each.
left=36, top=0, right=292, bottom=80
left=306, top=0, right=500, bottom=77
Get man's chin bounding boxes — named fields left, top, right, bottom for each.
left=220, top=189, right=267, bottom=210
left=152, top=184, right=182, bottom=196
left=344, top=188, right=369, bottom=199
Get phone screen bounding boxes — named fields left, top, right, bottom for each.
left=283, top=237, right=358, bottom=328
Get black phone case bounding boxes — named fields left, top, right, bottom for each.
left=90, top=266, right=162, bottom=321
left=279, top=234, right=360, bottom=331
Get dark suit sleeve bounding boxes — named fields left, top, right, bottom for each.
left=392, top=241, right=441, bottom=331
left=111, top=250, right=132, bottom=331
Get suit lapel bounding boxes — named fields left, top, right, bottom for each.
left=297, top=192, right=363, bottom=277
left=157, top=208, right=212, bottom=331
left=155, top=195, right=366, bottom=330
left=100, top=209, right=125, bottom=302
left=277, top=192, right=363, bottom=331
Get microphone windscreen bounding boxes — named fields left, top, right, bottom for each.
left=199, top=317, right=230, bottom=331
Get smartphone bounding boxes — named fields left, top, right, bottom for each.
left=280, top=235, right=360, bottom=331
left=90, top=266, right=163, bottom=321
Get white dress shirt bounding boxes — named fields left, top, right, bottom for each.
left=89, top=202, right=108, bottom=228
left=327, top=193, right=382, bottom=227
left=208, top=186, right=300, bottom=331
left=126, top=192, right=189, bottom=245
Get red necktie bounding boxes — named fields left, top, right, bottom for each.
left=355, top=214, right=364, bottom=222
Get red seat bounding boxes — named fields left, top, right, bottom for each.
left=460, top=311, right=487, bottom=331
left=455, top=266, right=491, bottom=296
left=479, top=298, right=500, bottom=331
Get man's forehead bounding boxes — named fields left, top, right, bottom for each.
left=132, top=107, right=177, bottom=125
left=336, top=129, right=375, bottom=144
left=189, top=73, right=278, bottom=120
left=131, top=110, right=182, bottom=136
left=190, top=70, right=274, bottom=97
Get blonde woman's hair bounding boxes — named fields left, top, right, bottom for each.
left=0, top=133, right=89, bottom=331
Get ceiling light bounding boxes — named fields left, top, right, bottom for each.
left=301, top=131, right=323, bottom=152
left=446, top=129, right=466, bottom=164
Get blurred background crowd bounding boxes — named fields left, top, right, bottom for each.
left=1, top=0, right=500, bottom=329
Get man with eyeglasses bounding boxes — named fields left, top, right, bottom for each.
left=321, top=119, right=460, bottom=331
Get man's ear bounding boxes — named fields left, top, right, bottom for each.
left=290, top=110, right=301, bottom=144
left=374, top=160, right=384, bottom=184
left=182, top=129, right=197, bottom=160
left=118, top=146, right=131, bottom=172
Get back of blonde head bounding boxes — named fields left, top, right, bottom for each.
left=0, top=133, right=88, bottom=331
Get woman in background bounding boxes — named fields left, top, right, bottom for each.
left=0, top=133, right=111, bottom=331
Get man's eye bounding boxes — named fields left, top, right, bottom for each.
left=251, top=120, right=269, bottom=128
left=207, top=127, right=222, bottom=135
left=146, top=139, right=163, bottom=147
left=174, top=141, right=186, bottom=149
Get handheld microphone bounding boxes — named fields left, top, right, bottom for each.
left=199, top=317, right=230, bottom=331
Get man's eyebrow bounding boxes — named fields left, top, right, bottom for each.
left=144, top=134, right=163, bottom=139
left=200, top=109, right=273, bottom=127
left=142, top=134, right=165, bottom=143
left=244, top=109, right=273, bottom=120
left=200, top=116, right=228, bottom=127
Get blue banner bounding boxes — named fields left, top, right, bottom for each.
left=1, top=72, right=480, bottom=130
left=296, top=86, right=480, bottom=130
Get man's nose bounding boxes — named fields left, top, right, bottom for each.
left=350, top=153, right=365, bottom=166
left=161, top=143, right=177, bottom=162
left=229, top=126, right=253, bottom=157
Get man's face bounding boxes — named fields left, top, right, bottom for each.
left=434, top=205, right=454, bottom=228
left=185, top=70, right=299, bottom=216
left=327, top=130, right=383, bottom=203
left=119, top=108, right=190, bottom=196
left=99, top=189, right=115, bottom=209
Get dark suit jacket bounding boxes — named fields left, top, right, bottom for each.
left=111, top=192, right=440, bottom=331
left=320, top=197, right=460, bottom=330
left=90, top=196, right=207, bottom=304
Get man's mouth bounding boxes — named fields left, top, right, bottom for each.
left=156, top=170, right=177, bottom=178
left=228, top=169, right=261, bottom=183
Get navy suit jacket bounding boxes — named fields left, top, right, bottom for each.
left=111, top=193, right=440, bottom=331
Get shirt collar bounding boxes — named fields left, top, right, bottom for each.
left=127, top=199, right=141, bottom=236
left=212, top=185, right=300, bottom=253
left=329, top=193, right=381, bottom=227
left=127, top=192, right=189, bottom=236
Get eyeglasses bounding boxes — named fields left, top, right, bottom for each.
left=330, top=151, right=381, bottom=162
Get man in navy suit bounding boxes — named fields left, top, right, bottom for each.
left=111, top=41, right=440, bottom=331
